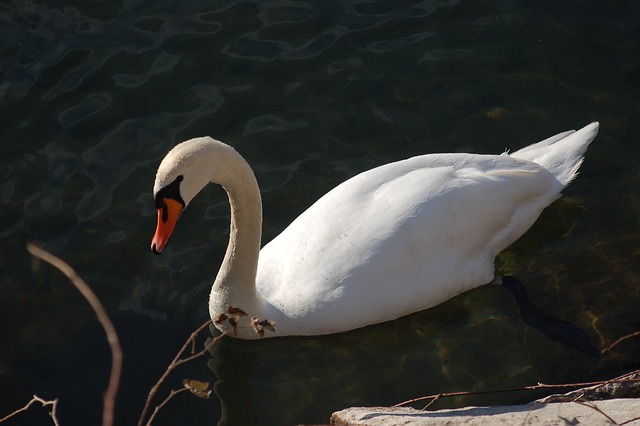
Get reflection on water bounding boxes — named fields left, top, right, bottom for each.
left=1, top=0, right=640, bottom=425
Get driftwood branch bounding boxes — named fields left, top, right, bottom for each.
left=26, top=243, right=122, bottom=426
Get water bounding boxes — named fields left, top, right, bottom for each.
left=1, top=0, right=640, bottom=425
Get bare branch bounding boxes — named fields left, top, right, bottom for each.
left=0, top=395, right=60, bottom=425
left=26, top=243, right=122, bottom=426
left=137, top=319, right=226, bottom=426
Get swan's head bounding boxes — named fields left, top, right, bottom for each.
left=151, top=137, right=226, bottom=254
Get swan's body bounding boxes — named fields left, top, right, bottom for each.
left=151, top=122, right=599, bottom=339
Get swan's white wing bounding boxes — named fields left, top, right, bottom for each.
left=256, top=153, right=560, bottom=331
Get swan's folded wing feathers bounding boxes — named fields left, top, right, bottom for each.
left=506, top=130, right=575, bottom=157
left=456, top=166, right=560, bottom=255
left=257, top=154, right=561, bottom=325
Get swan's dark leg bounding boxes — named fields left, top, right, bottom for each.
left=499, top=275, right=599, bottom=358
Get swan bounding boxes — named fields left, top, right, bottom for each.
left=151, top=122, right=599, bottom=339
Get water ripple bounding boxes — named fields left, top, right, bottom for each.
left=242, top=114, right=307, bottom=137
left=365, top=30, right=435, bottom=54
left=219, top=0, right=460, bottom=61
left=114, top=52, right=181, bottom=88
left=59, top=92, right=111, bottom=128
left=75, top=83, right=224, bottom=222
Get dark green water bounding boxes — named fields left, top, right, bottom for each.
left=1, top=1, right=640, bottom=425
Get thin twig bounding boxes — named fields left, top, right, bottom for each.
left=574, top=400, right=619, bottom=425
left=0, top=395, right=60, bottom=425
left=394, top=372, right=640, bottom=408
left=137, top=319, right=225, bottom=426
left=602, top=331, right=640, bottom=353
left=552, top=395, right=640, bottom=426
left=145, top=388, right=189, bottom=426
left=421, top=394, right=439, bottom=410
left=27, top=243, right=122, bottom=426
left=620, top=415, right=640, bottom=425
left=398, top=379, right=640, bottom=426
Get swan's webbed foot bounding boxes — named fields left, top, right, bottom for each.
left=500, top=275, right=600, bottom=358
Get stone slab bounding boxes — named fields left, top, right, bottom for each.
left=331, top=398, right=640, bottom=425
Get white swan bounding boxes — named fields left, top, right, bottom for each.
left=151, top=122, right=599, bottom=339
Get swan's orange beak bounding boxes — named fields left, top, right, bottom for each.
left=151, top=198, right=183, bottom=254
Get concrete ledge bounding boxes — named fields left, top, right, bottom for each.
left=331, top=398, right=640, bottom=425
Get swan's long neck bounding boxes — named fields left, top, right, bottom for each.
left=208, top=146, right=264, bottom=318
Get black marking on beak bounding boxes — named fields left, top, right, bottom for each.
left=154, top=175, right=185, bottom=214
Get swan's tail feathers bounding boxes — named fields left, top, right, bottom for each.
left=510, top=122, right=599, bottom=186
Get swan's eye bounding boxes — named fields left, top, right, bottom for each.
left=160, top=200, right=169, bottom=222
left=154, top=176, right=186, bottom=211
